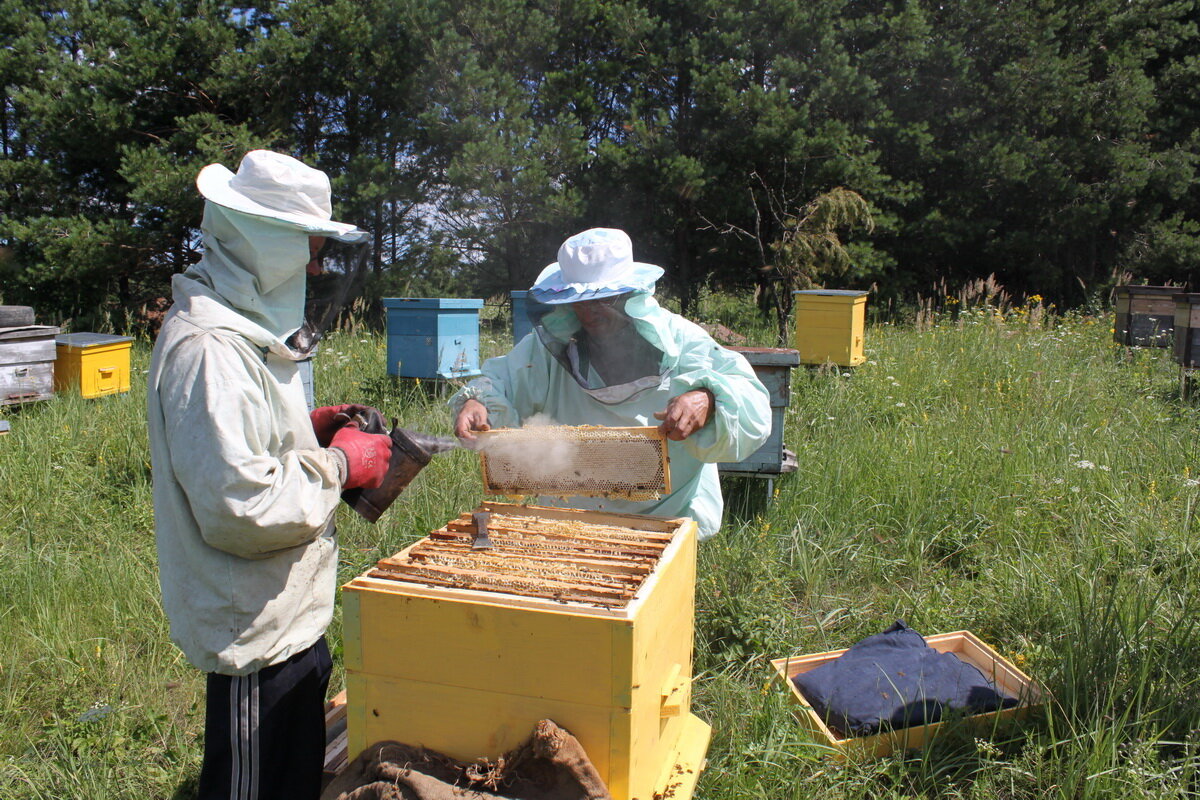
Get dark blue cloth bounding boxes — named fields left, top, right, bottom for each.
left=792, top=621, right=1017, bottom=737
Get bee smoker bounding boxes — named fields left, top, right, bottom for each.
left=340, top=414, right=458, bottom=523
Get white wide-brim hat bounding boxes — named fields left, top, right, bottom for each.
left=196, top=149, right=369, bottom=243
left=529, top=227, right=663, bottom=304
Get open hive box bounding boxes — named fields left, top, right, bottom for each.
left=342, top=426, right=709, bottom=800
left=771, top=631, right=1045, bottom=760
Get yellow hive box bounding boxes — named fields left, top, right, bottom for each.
left=54, top=333, right=133, bottom=398
left=342, top=502, right=710, bottom=800
left=792, top=289, right=868, bottom=366
left=772, top=630, right=1044, bottom=760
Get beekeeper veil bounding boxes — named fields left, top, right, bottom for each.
left=527, top=228, right=671, bottom=404
left=188, top=149, right=370, bottom=354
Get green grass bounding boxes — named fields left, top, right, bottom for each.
left=3, top=299, right=1200, bottom=799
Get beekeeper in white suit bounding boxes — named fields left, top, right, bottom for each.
left=452, top=227, right=771, bottom=540
left=147, top=150, right=392, bottom=800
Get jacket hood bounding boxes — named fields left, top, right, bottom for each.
left=169, top=272, right=302, bottom=360
left=182, top=203, right=310, bottom=340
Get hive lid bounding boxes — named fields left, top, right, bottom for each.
left=477, top=425, right=670, bottom=499
left=0, top=325, right=60, bottom=341
left=55, top=333, right=133, bottom=349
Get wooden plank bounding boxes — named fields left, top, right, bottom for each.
left=627, top=523, right=697, bottom=800
left=346, top=574, right=630, bottom=618
left=480, top=502, right=685, bottom=532
left=1131, top=297, right=1175, bottom=314
left=0, top=362, right=53, bottom=404
left=0, top=338, right=55, bottom=366
left=344, top=587, right=625, bottom=707
left=652, top=713, right=711, bottom=800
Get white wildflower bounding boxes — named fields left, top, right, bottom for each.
left=895, top=402, right=906, bottom=408
left=1075, top=460, right=1095, bottom=469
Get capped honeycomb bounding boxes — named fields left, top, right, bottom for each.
left=368, top=504, right=677, bottom=609
left=476, top=425, right=670, bottom=499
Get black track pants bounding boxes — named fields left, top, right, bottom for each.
left=198, top=637, right=333, bottom=800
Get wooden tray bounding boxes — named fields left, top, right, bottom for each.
left=771, top=630, right=1044, bottom=759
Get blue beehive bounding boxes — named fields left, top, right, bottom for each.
left=383, top=298, right=484, bottom=379
left=718, top=347, right=801, bottom=476
left=510, top=290, right=554, bottom=344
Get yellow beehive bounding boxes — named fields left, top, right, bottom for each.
left=772, top=630, right=1044, bottom=760
left=792, top=289, right=868, bottom=366
left=54, top=333, right=133, bottom=398
left=341, top=501, right=710, bottom=800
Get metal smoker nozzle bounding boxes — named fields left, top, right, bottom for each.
left=340, top=422, right=460, bottom=523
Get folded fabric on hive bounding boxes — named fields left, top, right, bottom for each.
left=792, top=620, right=1018, bottom=738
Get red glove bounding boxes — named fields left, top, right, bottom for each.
left=330, top=425, right=393, bottom=489
left=310, top=404, right=386, bottom=446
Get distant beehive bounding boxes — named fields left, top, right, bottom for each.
left=342, top=502, right=709, bottom=800
left=477, top=425, right=670, bottom=499
left=54, top=333, right=133, bottom=398
left=0, top=323, right=59, bottom=406
left=792, top=289, right=868, bottom=366
left=383, top=297, right=483, bottom=379
left=718, top=347, right=800, bottom=476
left=1174, top=293, right=1200, bottom=368
left=509, top=290, right=553, bottom=344
left=1114, top=285, right=1177, bottom=347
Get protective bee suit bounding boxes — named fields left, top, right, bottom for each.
left=147, top=151, right=385, bottom=800
left=451, top=228, right=771, bottom=539
left=147, top=202, right=354, bottom=674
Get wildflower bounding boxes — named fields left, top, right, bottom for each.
left=1099, top=465, right=1111, bottom=472
left=1074, top=460, right=1095, bottom=469
left=1185, top=478, right=1200, bottom=488
left=1071, top=486, right=1081, bottom=493
left=895, top=402, right=906, bottom=408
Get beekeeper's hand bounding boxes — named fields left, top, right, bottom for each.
left=454, top=399, right=491, bottom=444
left=330, top=425, right=393, bottom=489
left=310, top=404, right=386, bottom=446
left=654, top=389, right=714, bottom=441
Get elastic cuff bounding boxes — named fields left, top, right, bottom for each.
left=328, top=447, right=349, bottom=485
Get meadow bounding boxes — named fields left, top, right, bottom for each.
left=2, top=294, right=1200, bottom=799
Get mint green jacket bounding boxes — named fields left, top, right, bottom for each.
left=451, top=294, right=770, bottom=539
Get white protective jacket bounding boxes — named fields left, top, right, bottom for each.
left=451, top=293, right=771, bottom=539
left=147, top=206, right=345, bottom=675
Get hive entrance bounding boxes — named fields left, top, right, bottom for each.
left=368, top=506, right=676, bottom=609
left=477, top=425, right=670, bottom=499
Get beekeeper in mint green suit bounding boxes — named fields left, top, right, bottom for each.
left=452, top=227, right=771, bottom=540
left=148, top=150, right=392, bottom=800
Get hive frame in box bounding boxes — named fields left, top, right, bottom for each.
left=476, top=425, right=671, bottom=500
left=341, top=502, right=709, bottom=800
left=771, top=630, right=1045, bottom=760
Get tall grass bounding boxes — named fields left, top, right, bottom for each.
left=2, top=297, right=1199, bottom=798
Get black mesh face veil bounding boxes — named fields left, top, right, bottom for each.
left=529, top=296, right=670, bottom=405
left=287, top=236, right=371, bottom=356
